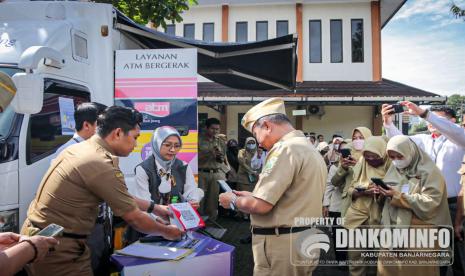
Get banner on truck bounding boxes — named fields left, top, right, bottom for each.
left=115, top=49, right=198, bottom=174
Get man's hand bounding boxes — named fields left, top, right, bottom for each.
left=219, top=192, right=234, bottom=209
left=0, top=232, right=20, bottom=250
left=153, top=204, right=172, bottom=221
left=20, top=235, right=58, bottom=262
left=341, top=157, right=357, bottom=169
left=381, top=104, right=394, bottom=125
left=161, top=225, right=184, bottom=241
left=322, top=206, right=329, bottom=217
left=233, top=190, right=253, bottom=197
left=400, top=101, right=425, bottom=117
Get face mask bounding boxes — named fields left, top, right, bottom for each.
left=392, top=158, right=411, bottom=169
left=352, top=139, right=365, bottom=151
left=366, top=158, right=384, bottom=168
left=247, top=144, right=256, bottom=150
left=333, top=144, right=340, bottom=151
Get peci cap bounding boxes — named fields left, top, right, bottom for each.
left=241, top=97, right=286, bottom=133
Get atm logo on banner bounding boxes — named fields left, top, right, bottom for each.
left=135, top=102, right=170, bottom=117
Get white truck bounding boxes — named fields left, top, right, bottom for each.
left=0, top=0, right=296, bottom=233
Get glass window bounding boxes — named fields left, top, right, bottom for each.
left=330, top=19, right=343, bottom=63
left=309, top=20, right=322, bottom=63
left=256, top=21, right=268, bottom=41
left=236, top=22, right=248, bottom=42
left=351, top=19, right=364, bottom=63
left=203, top=23, right=214, bottom=42
left=183, top=24, right=195, bottom=39
left=276, top=20, right=289, bottom=37
left=165, top=24, right=175, bottom=36
left=27, top=80, right=90, bottom=164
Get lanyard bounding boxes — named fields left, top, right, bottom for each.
left=432, top=137, right=446, bottom=164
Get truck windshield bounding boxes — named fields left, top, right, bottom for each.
left=0, top=67, right=21, bottom=138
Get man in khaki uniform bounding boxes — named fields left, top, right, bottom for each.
left=219, top=98, right=327, bottom=276
left=198, top=118, right=227, bottom=220
left=0, top=71, right=16, bottom=112
left=21, top=106, right=183, bottom=276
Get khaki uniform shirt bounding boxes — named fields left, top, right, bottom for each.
left=251, top=130, right=327, bottom=227
left=25, top=135, right=138, bottom=235
left=198, top=133, right=227, bottom=170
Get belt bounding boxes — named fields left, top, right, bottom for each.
left=199, top=168, right=219, bottom=173
left=252, top=226, right=311, bottom=235
left=448, top=197, right=457, bottom=204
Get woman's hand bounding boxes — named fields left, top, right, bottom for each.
left=20, top=235, right=58, bottom=262
left=189, top=201, right=200, bottom=210
left=378, top=186, right=399, bottom=198
left=341, top=157, right=357, bottom=169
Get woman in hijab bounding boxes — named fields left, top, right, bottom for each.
left=126, top=126, right=204, bottom=243
left=236, top=137, right=259, bottom=220
left=343, top=136, right=391, bottom=276
left=331, top=127, right=373, bottom=215
left=377, top=135, right=451, bottom=276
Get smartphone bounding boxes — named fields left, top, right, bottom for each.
left=340, top=148, right=351, bottom=159
left=36, top=223, right=64, bottom=237
left=355, top=187, right=367, bottom=192
left=388, top=104, right=406, bottom=115
left=371, top=177, right=390, bottom=190
left=217, top=180, right=235, bottom=210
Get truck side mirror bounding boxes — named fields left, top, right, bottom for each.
left=10, top=73, right=44, bottom=114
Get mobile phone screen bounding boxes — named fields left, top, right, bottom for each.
left=37, top=224, right=64, bottom=237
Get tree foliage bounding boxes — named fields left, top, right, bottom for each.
left=451, top=3, right=465, bottom=20
left=96, top=0, right=197, bottom=28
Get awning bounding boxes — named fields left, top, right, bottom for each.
left=115, top=10, right=297, bottom=91
left=198, top=79, right=446, bottom=105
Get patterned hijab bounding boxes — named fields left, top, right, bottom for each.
left=151, top=126, right=182, bottom=171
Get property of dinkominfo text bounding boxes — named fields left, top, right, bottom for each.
left=335, top=227, right=452, bottom=249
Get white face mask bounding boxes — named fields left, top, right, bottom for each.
left=392, top=158, right=411, bottom=169
left=333, top=144, right=340, bottom=151
left=247, top=144, right=256, bottom=150
left=352, top=139, right=365, bottom=151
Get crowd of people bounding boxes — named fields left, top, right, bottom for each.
left=1, top=84, right=465, bottom=276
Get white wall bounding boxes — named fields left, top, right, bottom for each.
left=302, top=2, right=373, bottom=81
left=164, top=2, right=374, bottom=82
left=301, top=105, right=374, bottom=140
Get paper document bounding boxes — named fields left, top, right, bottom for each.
left=115, top=242, right=192, bottom=261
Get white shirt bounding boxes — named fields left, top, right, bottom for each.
left=131, top=162, right=204, bottom=203
left=55, top=133, right=85, bottom=156
left=323, top=164, right=342, bottom=212
left=384, top=111, right=465, bottom=198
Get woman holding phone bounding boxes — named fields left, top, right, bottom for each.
left=377, top=135, right=451, bottom=276
left=343, top=136, right=391, bottom=276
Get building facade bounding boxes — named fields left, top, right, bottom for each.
left=157, top=0, right=444, bottom=145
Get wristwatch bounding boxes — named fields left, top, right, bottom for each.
left=147, top=200, right=155, bottom=213
left=419, top=109, right=429, bottom=119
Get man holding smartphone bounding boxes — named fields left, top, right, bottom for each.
left=21, top=106, right=183, bottom=276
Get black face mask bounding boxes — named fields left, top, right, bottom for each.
left=366, top=158, right=385, bottom=168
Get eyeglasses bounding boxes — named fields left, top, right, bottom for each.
left=161, top=143, right=181, bottom=150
